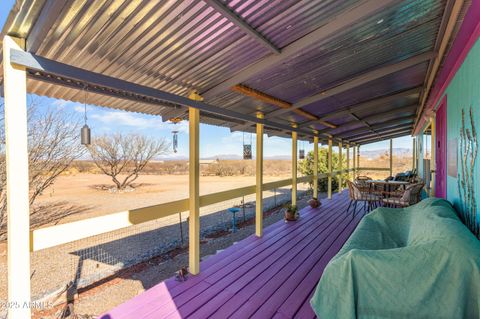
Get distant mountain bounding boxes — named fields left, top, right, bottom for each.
left=360, top=148, right=412, bottom=159
left=158, top=154, right=293, bottom=161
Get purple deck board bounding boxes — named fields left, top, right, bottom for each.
left=167, top=204, right=344, bottom=317
left=275, top=213, right=362, bottom=318
left=195, top=205, right=348, bottom=318
left=235, top=201, right=358, bottom=319
left=101, top=191, right=361, bottom=319
left=209, top=199, right=352, bottom=319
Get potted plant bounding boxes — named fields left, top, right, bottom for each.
left=284, top=204, right=299, bottom=221
left=308, top=197, right=321, bottom=208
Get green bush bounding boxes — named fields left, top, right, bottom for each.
left=299, top=148, right=348, bottom=193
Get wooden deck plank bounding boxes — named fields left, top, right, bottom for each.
left=194, top=202, right=350, bottom=318
left=209, top=198, right=352, bottom=319
left=114, top=204, right=329, bottom=317
left=231, top=197, right=357, bottom=319
left=100, top=192, right=359, bottom=319
left=276, top=212, right=363, bottom=318
left=163, top=201, right=346, bottom=317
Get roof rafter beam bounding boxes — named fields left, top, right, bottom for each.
left=301, top=87, right=421, bottom=127
left=203, top=0, right=280, bottom=55
left=9, top=49, right=323, bottom=139
left=348, top=123, right=414, bottom=141
left=231, top=84, right=337, bottom=128
left=230, top=86, right=421, bottom=132
left=317, top=104, right=417, bottom=135
left=265, top=51, right=435, bottom=119
left=338, top=115, right=416, bottom=138
left=204, top=0, right=281, bottom=54
left=356, top=130, right=412, bottom=145
left=202, top=0, right=398, bottom=99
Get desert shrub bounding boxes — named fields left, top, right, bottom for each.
left=299, top=148, right=347, bottom=193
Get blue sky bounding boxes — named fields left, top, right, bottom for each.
left=0, top=1, right=413, bottom=159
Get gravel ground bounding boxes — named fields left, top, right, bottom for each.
left=0, top=184, right=315, bottom=318
left=49, top=193, right=320, bottom=318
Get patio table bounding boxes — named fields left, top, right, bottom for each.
left=366, top=180, right=411, bottom=197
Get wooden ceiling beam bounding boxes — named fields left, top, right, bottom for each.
left=231, top=84, right=337, bottom=128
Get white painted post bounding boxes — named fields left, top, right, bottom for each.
left=412, top=137, right=416, bottom=171
left=346, top=144, right=350, bottom=181
left=353, top=145, right=356, bottom=179
left=3, top=35, right=31, bottom=319
left=255, top=113, right=264, bottom=237
left=327, top=139, right=333, bottom=199
left=313, top=135, right=319, bottom=199
left=188, top=91, right=202, bottom=275
left=291, top=125, right=297, bottom=206
left=389, top=139, right=393, bottom=177
left=338, top=142, right=343, bottom=192
left=357, top=145, right=361, bottom=177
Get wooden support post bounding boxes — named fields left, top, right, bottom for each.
left=430, top=117, right=436, bottom=196
left=255, top=113, right=264, bottom=237
left=353, top=145, right=356, bottom=179
left=3, top=36, right=31, bottom=319
left=291, top=124, right=297, bottom=206
left=338, top=142, right=343, bottom=192
left=346, top=144, right=350, bottom=181
left=313, top=135, right=319, bottom=199
left=357, top=145, right=361, bottom=176
left=188, top=91, right=202, bottom=275
left=389, top=139, right=393, bottom=177
left=413, top=137, right=416, bottom=171
left=327, top=139, right=333, bottom=199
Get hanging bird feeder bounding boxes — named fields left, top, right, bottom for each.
left=243, top=131, right=253, bottom=160
left=299, top=140, right=305, bottom=160
left=80, top=85, right=91, bottom=146
left=169, top=117, right=182, bottom=153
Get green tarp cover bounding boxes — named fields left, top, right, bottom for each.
left=311, top=198, right=480, bottom=318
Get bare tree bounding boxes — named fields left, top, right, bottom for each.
left=0, top=98, right=85, bottom=239
left=88, top=133, right=170, bottom=190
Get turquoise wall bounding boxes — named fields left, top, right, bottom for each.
left=432, top=38, right=480, bottom=237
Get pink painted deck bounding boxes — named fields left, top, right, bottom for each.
left=100, top=191, right=362, bottom=319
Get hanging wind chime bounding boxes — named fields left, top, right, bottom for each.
left=243, top=131, right=253, bottom=160
left=80, top=85, right=91, bottom=146
left=170, top=117, right=182, bottom=153
left=299, top=140, right=305, bottom=160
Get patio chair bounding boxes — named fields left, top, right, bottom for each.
left=354, top=176, right=372, bottom=193
left=382, top=183, right=425, bottom=208
left=346, top=180, right=381, bottom=216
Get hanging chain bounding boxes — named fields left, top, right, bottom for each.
left=84, top=85, right=88, bottom=125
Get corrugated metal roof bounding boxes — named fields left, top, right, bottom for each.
left=0, top=0, right=470, bottom=144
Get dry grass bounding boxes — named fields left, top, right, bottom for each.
left=69, top=159, right=292, bottom=177
left=358, top=155, right=413, bottom=179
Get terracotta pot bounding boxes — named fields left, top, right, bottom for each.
left=308, top=198, right=321, bottom=209
left=284, top=210, right=298, bottom=221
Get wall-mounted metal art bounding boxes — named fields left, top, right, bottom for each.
left=457, top=107, right=478, bottom=238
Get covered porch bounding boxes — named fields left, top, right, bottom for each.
left=101, top=191, right=360, bottom=319
left=1, top=0, right=480, bottom=318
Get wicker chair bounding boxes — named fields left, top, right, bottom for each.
left=382, top=183, right=425, bottom=208
left=347, top=180, right=381, bottom=216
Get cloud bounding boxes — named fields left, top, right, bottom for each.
left=52, top=99, right=73, bottom=109
left=86, top=108, right=188, bottom=133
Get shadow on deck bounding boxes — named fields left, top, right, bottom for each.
left=100, top=191, right=363, bottom=319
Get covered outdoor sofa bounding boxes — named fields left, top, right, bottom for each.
left=311, top=197, right=480, bottom=318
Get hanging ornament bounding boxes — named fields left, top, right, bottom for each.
left=169, top=117, right=182, bottom=153
left=172, top=130, right=179, bottom=153
left=299, top=140, right=305, bottom=159
left=80, top=85, right=91, bottom=146
left=243, top=131, right=252, bottom=160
